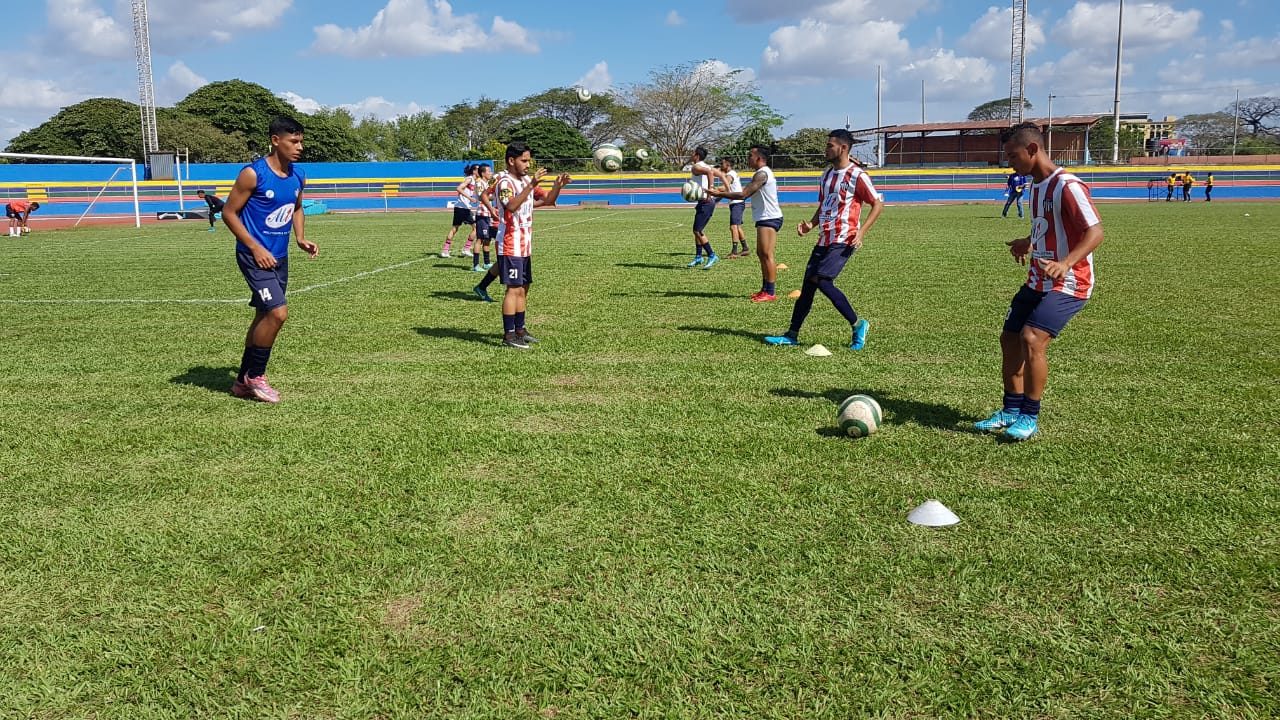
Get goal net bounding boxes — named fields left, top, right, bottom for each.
left=0, top=152, right=142, bottom=229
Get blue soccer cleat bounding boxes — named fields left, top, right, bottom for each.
left=472, top=285, right=494, bottom=302
left=764, top=334, right=799, bottom=346
left=702, top=253, right=720, bottom=269
left=1002, top=414, right=1039, bottom=441
left=686, top=256, right=705, bottom=268
left=850, top=319, right=870, bottom=350
left=974, top=408, right=1020, bottom=431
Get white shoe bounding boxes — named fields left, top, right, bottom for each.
left=461, top=249, right=474, bottom=258
left=440, top=250, right=451, bottom=258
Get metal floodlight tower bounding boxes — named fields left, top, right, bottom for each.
left=1009, top=0, right=1028, bottom=125
left=131, top=0, right=159, bottom=156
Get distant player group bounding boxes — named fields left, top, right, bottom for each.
left=214, top=117, right=1102, bottom=441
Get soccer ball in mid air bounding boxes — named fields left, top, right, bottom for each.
left=837, top=394, right=882, bottom=438
left=576, top=86, right=592, bottom=102
left=593, top=144, right=624, bottom=172
left=680, top=181, right=704, bottom=202
left=635, top=149, right=650, bottom=160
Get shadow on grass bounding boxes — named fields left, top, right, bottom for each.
left=614, top=262, right=684, bottom=270
left=171, top=365, right=236, bottom=394
left=431, top=262, right=477, bottom=272
left=429, top=290, right=489, bottom=302
left=770, top=387, right=970, bottom=432
left=662, top=290, right=740, bottom=299
left=414, top=327, right=495, bottom=346
left=678, top=325, right=763, bottom=341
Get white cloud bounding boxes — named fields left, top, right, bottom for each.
left=277, top=91, right=433, bottom=120
left=665, top=10, right=684, bottom=26
left=0, top=79, right=81, bottom=110
left=896, top=49, right=996, bottom=102
left=762, top=18, right=911, bottom=82
left=728, top=0, right=934, bottom=24
left=959, top=5, right=1046, bottom=61
left=48, top=0, right=131, bottom=59
left=1216, top=35, right=1280, bottom=68
left=576, top=62, right=613, bottom=93
left=310, top=0, right=538, bottom=57
left=695, top=59, right=756, bottom=86
left=156, top=62, right=208, bottom=105
left=1053, top=2, right=1201, bottom=55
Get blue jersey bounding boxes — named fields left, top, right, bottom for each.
left=1006, top=174, right=1026, bottom=194
left=236, top=156, right=305, bottom=259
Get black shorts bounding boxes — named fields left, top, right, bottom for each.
left=237, top=251, right=289, bottom=310
left=729, top=203, right=745, bottom=226
left=804, top=244, right=855, bottom=280
left=1003, top=285, right=1087, bottom=337
left=692, top=200, right=715, bottom=233
left=476, top=216, right=493, bottom=241
left=498, top=255, right=532, bottom=287
left=5, top=205, right=20, bottom=219
left=452, top=207, right=475, bottom=226
left=755, top=217, right=783, bottom=231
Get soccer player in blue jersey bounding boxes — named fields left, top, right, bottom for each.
left=222, top=116, right=317, bottom=403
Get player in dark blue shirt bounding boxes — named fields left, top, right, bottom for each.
left=196, top=189, right=225, bottom=232
left=222, top=116, right=317, bottom=403
left=1002, top=171, right=1026, bottom=218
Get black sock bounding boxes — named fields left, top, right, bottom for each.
left=478, top=271, right=496, bottom=290
left=503, top=314, right=516, bottom=334
left=1003, top=392, right=1024, bottom=413
left=704, top=242, right=715, bottom=257
left=1020, top=398, right=1041, bottom=417
left=248, top=345, right=273, bottom=378
left=483, top=251, right=491, bottom=264
left=514, top=311, right=526, bottom=331
left=238, top=346, right=253, bottom=382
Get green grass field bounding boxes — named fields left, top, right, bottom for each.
left=1, top=202, right=1277, bottom=718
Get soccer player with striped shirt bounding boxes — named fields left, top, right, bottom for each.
left=471, top=163, right=497, bottom=272
left=975, top=122, right=1104, bottom=441
left=707, top=144, right=783, bottom=302
left=471, top=142, right=570, bottom=349
left=440, top=164, right=479, bottom=259
left=765, top=129, right=882, bottom=349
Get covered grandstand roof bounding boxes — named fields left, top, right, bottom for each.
left=855, top=115, right=1107, bottom=135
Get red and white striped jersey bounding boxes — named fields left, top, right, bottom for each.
left=475, top=177, right=493, bottom=218
left=494, top=172, right=534, bottom=257
left=1027, top=168, right=1101, bottom=299
left=815, top=164, right=879, bottom=247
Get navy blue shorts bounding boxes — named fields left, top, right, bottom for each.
left=755, top=217, right=783, bottom=232
left=452, top=207, right=475, bottom=226
left=5, top=205, right=20, bottom=219
left=237, top=251, right=288, bottom=310
left=498, top=255, right=532, bottom=287
left=729, top=203, right=745, bottom=226
left=476, top=216, right=492, bottom=241
left=1003, top=285, right=1087, bottom=337
left=804, top=244, right=856, bottom=280
left=692, top=200, right=715, bottom=233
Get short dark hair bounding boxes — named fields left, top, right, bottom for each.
left=269, top=116, right=304, bottom=137
left=720, top=156, right=734, bottom=167
left=1000, top=122, right=1043, bottom=148
left=828, top=129, right=856, bottom=148
left=29, top=201, right=40, bottom=210
left=196, top=189, right=206, bottom=196
left=749, top=144, right=773, bottom=166
left=506, top=141, right=530, bottom=160
left=693, top=146, right=708, bottom=161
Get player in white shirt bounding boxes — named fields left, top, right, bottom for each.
left=440, top=164, right=479, bottom=259
left=708, top=145, right=784, bottom=302
left=685, top=146, right=727, bottom=269
left=719, top=157, right=749, bottom=258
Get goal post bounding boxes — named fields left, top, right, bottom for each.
left=0, top=152, right=142, bottom=228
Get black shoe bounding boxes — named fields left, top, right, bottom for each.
left=503, top=333, right=530, bottom=350
left=516, top=329, right=539, bottom=344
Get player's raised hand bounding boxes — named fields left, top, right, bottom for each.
left=1007, top=236, right=1031, bottom=265
left=533, top=167, right=549, bottom=183
left=556, top=172, right=572, bottom=187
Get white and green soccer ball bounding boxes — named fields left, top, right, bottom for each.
left=576, top=86, right=592, bottom=102
left=593, top=143, right=624, bottom=172
left=837, top=394, right=882, bottom=438
left=680, top=180, right=704, bottom=202
left=635, top=148, right=650, bottom=160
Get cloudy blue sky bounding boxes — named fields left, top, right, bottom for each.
left=3, top=0, right=1278, bottom=148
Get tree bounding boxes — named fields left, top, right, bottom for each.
left=505, top=117, right=590, bottom=170
left=968, top=98, right=1034, bottom=122
left=439, top=98, right=521, bottom=154
left=510, top=87, right=638, bottom=148
left=299, top=107, right=364, bottom=162
left=718, top=124, right=775, bottom=165
left=775, top=127, right=833, bottom=168
left=623, top=61, right=785, bottom=162
left=175, top=79, right=299, bottom=155
left=392, top=112, right=459, bottom=161
left=1176, top=112, right=1238, bottom=155
left=1229, top=96, right=1280, bottom=137
left=1086, top=117, right=1145, bottom=162
left=156, top=110, right=250, bottom=162
left=5, top=98, right=140, bottom=158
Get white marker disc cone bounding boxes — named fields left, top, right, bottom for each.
left=804, top=344, right=832, bottom=357
left=907, top=499, right=960, bottom=527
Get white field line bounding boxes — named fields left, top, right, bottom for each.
left=0, top=213, right=624, bottom=305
